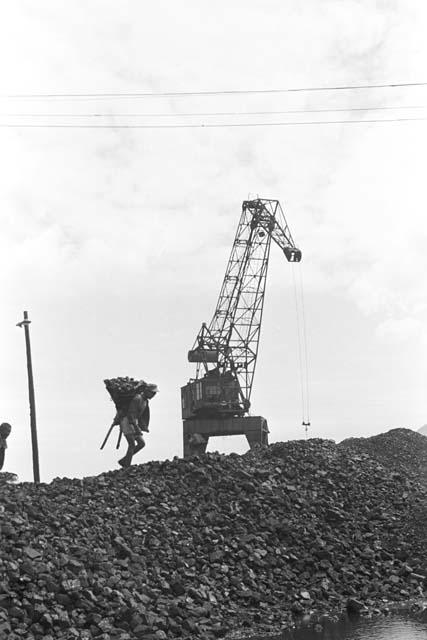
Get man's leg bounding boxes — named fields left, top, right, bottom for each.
left=119, top=434, right=136, bottom=467
left=133, top=435, right=145, bottom=457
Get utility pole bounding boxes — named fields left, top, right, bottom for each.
left=17, top=311, right=40, bottom=483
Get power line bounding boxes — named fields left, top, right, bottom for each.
left=2, top=81, right=427, bottom=100
left=1, top=116, right=427, bottom=129
left=2, top=105, right=426, bottom=118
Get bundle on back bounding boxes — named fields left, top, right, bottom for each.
left=104, top=377, right=146, bottom=414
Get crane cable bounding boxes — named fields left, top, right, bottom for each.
left=291, top=263, right=311, bottom=437
left=298, top=265, right=311, bottom=434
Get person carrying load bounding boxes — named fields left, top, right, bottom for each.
left=0, top=423, right=11, bottom=471
left=102, top=377, right=158, bottom=468
left=117, top=383, right=158, bottom=468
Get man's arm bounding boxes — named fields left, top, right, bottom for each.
left=138, top=402, right=150, bottom=432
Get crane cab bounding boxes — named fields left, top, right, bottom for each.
left=181, top=371, right=245, bottom=420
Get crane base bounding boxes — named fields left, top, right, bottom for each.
left=183, top=416, right=269, bottom=458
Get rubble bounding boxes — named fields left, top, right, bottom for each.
left=339, top=428, right=427, bottom=486
left=0, top=429, right=426, bottom=638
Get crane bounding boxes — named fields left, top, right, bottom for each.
left=181, top=198, right=302, bottom=457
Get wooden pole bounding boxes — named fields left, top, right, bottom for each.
left=17, top=311, right=40, bottom=483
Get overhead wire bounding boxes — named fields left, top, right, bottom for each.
left=2, top=80, right=427, bottom=99
left=2, top=104, right=426, bottom=118
left=1, top=116, right=427, bottom=129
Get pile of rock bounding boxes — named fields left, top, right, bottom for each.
left=0, top=430, right=425, bottom=639
left=340, top=428, right=427, bottom=486
left=339, top=427, right=427, bottom=579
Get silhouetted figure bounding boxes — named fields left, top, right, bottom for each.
left=0, top=423, right=12, bottom=470
left=118, top=384, right=158, bottom=468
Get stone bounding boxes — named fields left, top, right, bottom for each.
left=346, top=598, right=366, bottom=613
left=291, top=601, right=304, bottom=614
left=0, top=428, right=425, bottom=638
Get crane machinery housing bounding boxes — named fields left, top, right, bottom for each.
left=181, top=198, right=302, bottom=457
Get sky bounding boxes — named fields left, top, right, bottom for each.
left=0, top=0, right=426, bottom=483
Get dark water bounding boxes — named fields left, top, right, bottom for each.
left=278, top=614, right=427, bottom=640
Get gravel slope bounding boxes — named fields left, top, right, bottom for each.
left=0, top=429, right=425, bottom=639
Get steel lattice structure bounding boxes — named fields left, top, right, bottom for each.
left=188, top=198, right=301, bottom=416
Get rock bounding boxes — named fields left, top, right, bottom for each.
left=346, top=598, right=366, bottom=613
left=23, top=547, right=42, bottom=560
left=170, top=580, right=185, bottom=596
left=0, top=428, right=425, bottom=638
left=291, top=601, right=304, bottom=614
left=0, top=621, right=11, bottom=635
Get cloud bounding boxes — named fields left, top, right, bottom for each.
left=1, top=0, right=427, bottom=481
left=376, top=315, right=426, bottom=343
